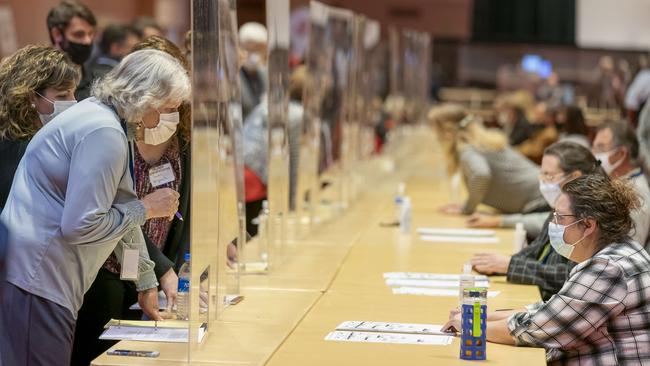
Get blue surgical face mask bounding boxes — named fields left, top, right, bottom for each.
left=548, top=219, right=586, bottom=260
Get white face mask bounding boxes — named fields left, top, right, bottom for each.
left=548, top=219, right=586, bottom=260
left=35, top=92, right=77, bottom=125
left=243, top=52, right=262, bottom=70
left=594, top=149, right=623, bottom=175
left=144, top=111, right=179, bottom=145
left=539, top=180, right=562, bottom=208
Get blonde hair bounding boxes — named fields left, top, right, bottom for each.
left=428, top=103, right=507, bottom=174
left=0, top=45, right=80, bottom=140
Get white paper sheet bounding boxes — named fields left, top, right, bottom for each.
left=392, top=287, right=500, bottom=298
left=416, top=227, right=496, bottom=237
left=419, top=235, right=499, bottom=244
left=325, top=330, right=453, bottom=346
left=335, top=321, right=448, bottom=335
left=385, top=278, right=490, bottom=289
left=100, top=325, right=188, bottom=343
left=383, top=272, right=489, bottom=282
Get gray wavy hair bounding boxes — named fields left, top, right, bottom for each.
left=92, top=49, right=191, bottom=123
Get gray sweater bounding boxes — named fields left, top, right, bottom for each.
left=459, top=145, right=547, bottom=215
left=1, top=98, right=157, bottom=318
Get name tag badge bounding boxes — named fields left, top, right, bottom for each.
left=149, top=163, right=175, bottom=187
left=120, top=248, right=140, bottom=281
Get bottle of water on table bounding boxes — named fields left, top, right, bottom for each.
left=176, top=252, right=190, bottom=320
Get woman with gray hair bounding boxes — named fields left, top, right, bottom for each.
left=0, top=49, right=190, bottom=365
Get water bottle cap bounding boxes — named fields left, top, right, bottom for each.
left=184, top=252, right=190, bottom=262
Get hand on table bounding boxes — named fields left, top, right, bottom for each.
left=471, top=253, right=511, bottom=275
left=138, top=287, right=166, bottom=321
left=441, top=308, right=461, bottom=334
left=159, top=268, right=178, bottom=313
left=438, top=203, right=464, bottom=215
left=466, top=213, right=502, bottom=228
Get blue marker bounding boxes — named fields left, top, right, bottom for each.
left=175, top=212, right=184, bottom=221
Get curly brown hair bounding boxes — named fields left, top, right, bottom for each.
left=563, top=174, right=641, bottom=248
left=0, top=45, right=80, bottom=140
left=131, top=36, right=191, bottom=149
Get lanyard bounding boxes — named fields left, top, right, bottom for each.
left=109, top=104, right=135, bottom=189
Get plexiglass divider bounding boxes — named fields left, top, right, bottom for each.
left=189, top=0, right=244, bottom=362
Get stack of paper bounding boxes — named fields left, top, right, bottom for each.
left=100, top=319, right=189, bottom=343
left=416, top=227, right=499, bottom=244
left=383, top=272, right=498, bottom=298
left=325, top=320, right=453, bottom=346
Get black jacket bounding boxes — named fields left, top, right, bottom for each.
left=0, top=138, right=29, bottom=209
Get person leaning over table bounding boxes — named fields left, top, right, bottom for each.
left=470, top=142, right=606, bottom=300
left=429, top=104, right=548, bottom=216
left=0, top=45, right=80, bottom=209
left=0, top=49, right=189, bottom=366
left=71, top=36, right=193, bottom=366
left=444, top=174, right=650, bottom=365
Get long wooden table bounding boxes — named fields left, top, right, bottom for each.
left=93, top=132, right=546, bottom=365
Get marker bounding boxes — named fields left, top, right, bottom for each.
left=107, top=350, right=160, bottom=357
left=175, top=212, right=184, bottom=221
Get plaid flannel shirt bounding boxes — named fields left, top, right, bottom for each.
left=507, top=214, right=577, bottom=300
left=508, top=242, right=650, bottom=365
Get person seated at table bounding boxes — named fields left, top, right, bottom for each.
left=430, top=104, right=547, bottom=216
left=71, top=36, right=192, bottom=366
left=0, top=45, right=80, bottom=209
left=470, top=142, right=606, bottom=300
left=467, top=106, right=591, bottom=237
left=516, top=101, right=558, bottom=164
left=444, top=174, right=650, bottom=365
left=592, top=120, right=650, bottom=249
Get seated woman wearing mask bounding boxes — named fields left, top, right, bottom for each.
left=471, top=142, right=606, bottom=300
left=444, top=174, right=650, bottom=365
left=0, top=49, right=188, bottom=365
left=71, top=36, right=192, bottom=366
left=430, top=104, right=548, bottom=216
left=0, top=45, right=79, bottom=208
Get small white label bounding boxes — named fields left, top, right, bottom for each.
left=120, top=249, right=139, bottom=280
left=149, top=163, right=175, bottom=187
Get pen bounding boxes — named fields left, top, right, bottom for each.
left=175, top=212, right=184, bottom=221
left=107, top=349, right=160, bottom=357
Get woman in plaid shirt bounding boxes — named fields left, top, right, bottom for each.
left=445, top=174, right=650, bottom=365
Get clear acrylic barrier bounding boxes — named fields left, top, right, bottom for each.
left=189, top=0, right=244, bottom=362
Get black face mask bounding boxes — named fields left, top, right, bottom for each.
left=60, top=36, right=92, bottom=65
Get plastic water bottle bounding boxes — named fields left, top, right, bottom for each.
left=176, top=253, right=190, bottom=320
left=513, top=222, right=527, bottom=253
left=460, top=287, right=487, bottom=360
left=459, top=262, right=474, bottom=301
left=394, top=182, right=406, bottom=222
left=399, top=196, right=411, bottom=234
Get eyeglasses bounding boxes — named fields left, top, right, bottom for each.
left=539, top=172, right=568, bottom=183
left=552, top=211, right=577, bottom=225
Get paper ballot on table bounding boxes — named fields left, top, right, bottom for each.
left=419, top=234, right=499, bottom=244
left=392, top=287, right=500, bottom=298
left=325, top=330, right=453, bottom=346
left=383, top=272, right=489, bottom=282
left=100, top=325, right=188, bottom=343
left=416, top=227, right=496, bottom=237
left=335, top=321, right=448, bottom=335
left=385, top=278, right=490, bottom=289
